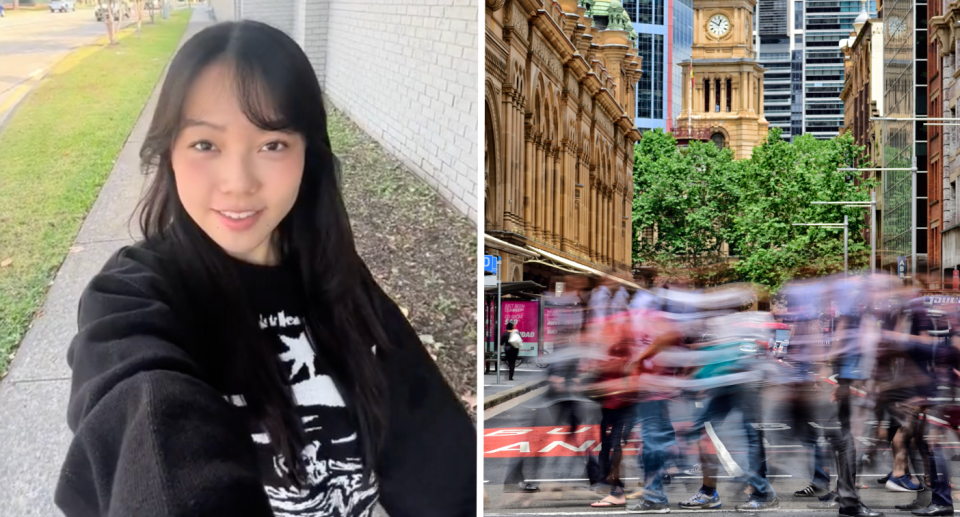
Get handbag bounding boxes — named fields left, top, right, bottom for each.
left=507, top=331, right=523, bottom=350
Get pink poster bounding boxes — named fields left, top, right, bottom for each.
left=500, top=301, right=538, bottom=355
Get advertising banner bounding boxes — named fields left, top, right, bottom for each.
left=500, top=301, right=538, bottom=356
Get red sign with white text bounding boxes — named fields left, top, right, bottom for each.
left=483, top=424, right=700, bottom=458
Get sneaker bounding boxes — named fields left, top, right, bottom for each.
left=628, top=500, right=671, bottom=513
left=678, top=491, right=721, bottom=510
left=662, top=472, right=671, bottom=485
left=682, top=463, right=702, bottom=476
left=878, top=472, right=891, bottom=484
left=887, top=475, right=922, bottom=492
left=794, top=484, right=827, bottom=497
left=736, top=496, right=780, bottom=511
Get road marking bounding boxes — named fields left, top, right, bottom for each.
left=29, top=68, right=44, bottom=78
left=704, top=421, right=744, bottom=477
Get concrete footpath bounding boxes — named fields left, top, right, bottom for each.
left=0, top=9, right=212, bottom=516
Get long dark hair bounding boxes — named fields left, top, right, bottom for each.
left=134, top=20, right=388, bottom=486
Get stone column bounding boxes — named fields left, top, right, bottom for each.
left=601, top=189, right=607, bottom=265
left=523, top=126, right=534, bottom=233
left=560, top=140, right=577, bottom=251
left=544, top=146, right=554, bottom=243
left=730, top=77, right=740, bottom=113
left=720, top=78, right=726, bottom=113
left=535, top=140, right=544, bottom=240
left=502, top=92, right=513, bottom=222
left=553, top=147, right=562, bottom=248
left=758, top=75, right=764, bottom=116
left=741, top=71, right=748, bottom=113
left=590, top=184, right=598, bottom=261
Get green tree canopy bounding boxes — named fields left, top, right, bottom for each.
left=632, top=127, right=874, bottom=292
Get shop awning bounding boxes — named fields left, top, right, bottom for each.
left=524, top=245, right=642, bottom=290
left=484, top=234, right=540, bottom=259
left=484, top=280, right=546, bottom=297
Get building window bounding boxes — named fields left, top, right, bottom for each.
left=795, top=1, right=803, bottom=29
left=952, top=181, right=958, bottom=226
left=711, top=133, right=724, bottom=149
left=704, top=78, right=711, bottom=112
left=635, top=33, right=664, bottom=120
left=637, top=0, right=664, bottom=24
left=715, top=78, right=722, bottom=112
left=653, top=35, right=664, bottom=118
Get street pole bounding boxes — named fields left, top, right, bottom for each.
left=870, top=191, right=876, bottom=274
left=844, top=214, right=848, bottom=278
left=496, top=257, right=502, bottom=385
left=911, top=162, right=918, bottom=281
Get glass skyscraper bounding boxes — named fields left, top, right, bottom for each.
left=623, top=0, right=693, bottom=133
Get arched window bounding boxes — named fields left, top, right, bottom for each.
left=711, top=132, right=724, bottom=149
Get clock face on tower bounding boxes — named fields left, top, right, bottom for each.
left=708, top=14, right=730, bottom=36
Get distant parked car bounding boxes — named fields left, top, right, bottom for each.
left=50, top=0, right=75, bottom=12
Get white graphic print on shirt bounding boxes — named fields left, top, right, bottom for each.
left=227, top=311, right=379, bottom=517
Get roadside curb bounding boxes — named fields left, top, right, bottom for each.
left=483, top=377, right=547, bottom=409
left=0, top=15, right=153, bottom=134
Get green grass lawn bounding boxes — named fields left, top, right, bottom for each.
left=0, top=9, right=189, bottom=377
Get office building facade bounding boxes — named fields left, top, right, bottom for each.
left=622, top=0, right=694, bottom=133
left=754, top=0, right=877, bottom=140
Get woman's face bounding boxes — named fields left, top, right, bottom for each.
left=171, top=62, right=304, bottom=265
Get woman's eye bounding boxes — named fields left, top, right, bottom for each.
left=191, top=141, right=215, bottom=152
left=262, top=141, right=288, bottom=152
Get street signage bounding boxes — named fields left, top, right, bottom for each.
left=483, top=255, right=498, bottom=274
left=898, top=256, right=907, bottom=279
left=555, top=281, right=564, bottom=297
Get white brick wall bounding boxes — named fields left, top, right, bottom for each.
left=208, top=0, right=478, bottom=222
left=303, top=0, right=328, bottom=84
left=240, top=0, right=296, bottom=39
left=208, top=0, right=236, bottom=21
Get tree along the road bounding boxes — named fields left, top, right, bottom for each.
left=632, top=128, right=874, bottom=292
left=733, top=128, right=874, bottom=291
left=631, top=128, right=740, bottom=276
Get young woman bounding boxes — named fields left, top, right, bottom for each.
left=54, top=20, right=475, bottom=517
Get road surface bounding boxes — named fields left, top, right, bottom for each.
left=0, top=8, right=133, bottom=127
left=483, top=381, right=960, bottom=515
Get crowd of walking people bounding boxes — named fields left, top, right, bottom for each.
left=499, top=273, right=960, bottom=515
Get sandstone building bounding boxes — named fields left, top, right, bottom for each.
left=484, top=0, right=643, bottom=288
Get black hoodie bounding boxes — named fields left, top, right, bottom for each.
left=54, top=240, right=476, bottom=516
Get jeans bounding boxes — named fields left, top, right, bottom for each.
left=687, top=383, right=775, bottom=499
left=636, top=400, right=675, bottom=504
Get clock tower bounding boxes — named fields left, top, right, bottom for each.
left=675, top=0, right=768, bottom=159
